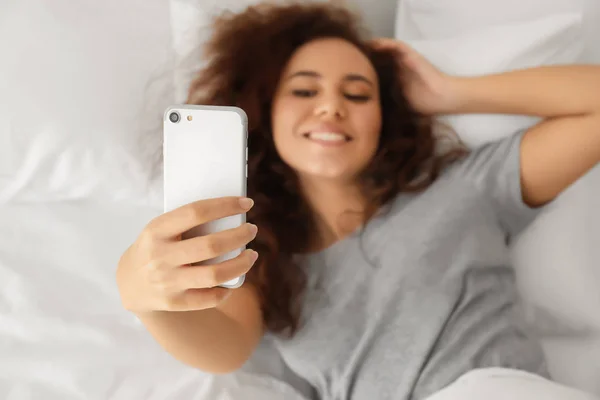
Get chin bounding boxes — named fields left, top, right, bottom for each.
left=297, top=164, right=361, bottom=183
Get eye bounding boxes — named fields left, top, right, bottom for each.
left=345, top=94, right=371, bottom=102
left=292, top=89, right=317, bottom=98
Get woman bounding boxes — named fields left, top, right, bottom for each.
left=116, top=3, right=600, bottom=399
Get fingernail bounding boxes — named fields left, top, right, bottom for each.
left=249, top=250, right=258, bottom=261
left=247, top=223, right=258, bottom=235
left=239, top=197, right=254, bottom=210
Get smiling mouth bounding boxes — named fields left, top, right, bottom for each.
left=303, top=131, right=352, bottom=143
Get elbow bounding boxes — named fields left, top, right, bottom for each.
left=208, top=361, right=246, bottom=376
left=205, top=354, right=249, bottom=375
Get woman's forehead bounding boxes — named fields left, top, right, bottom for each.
left=283, top=38, right=377, bottom=82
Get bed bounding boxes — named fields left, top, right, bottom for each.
left=1, top=0, right=599, bottom=399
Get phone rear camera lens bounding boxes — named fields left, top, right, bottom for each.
left=169, top=112, right=180, bottom=123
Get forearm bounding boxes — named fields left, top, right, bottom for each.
left=450, top=65, right=600, bottom=118
left=137, top=309, right=253, bottom=374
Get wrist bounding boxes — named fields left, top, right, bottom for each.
left=442, top=76, right=471, bottom=115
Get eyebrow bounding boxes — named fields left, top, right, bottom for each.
left=286, top=70, right=374, bottom=86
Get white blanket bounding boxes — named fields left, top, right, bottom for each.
left=427, top=369, right=599, bottom=400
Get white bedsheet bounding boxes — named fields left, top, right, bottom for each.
left=0, top=201, right=209, bottom=399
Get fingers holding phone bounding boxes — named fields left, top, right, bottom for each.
left=116, top=196, right=258, bottom=313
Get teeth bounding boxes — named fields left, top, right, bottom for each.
left=308, top=132, right=347, bottom=142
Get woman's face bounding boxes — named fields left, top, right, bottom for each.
left=271, top=38, right=382, bottom=183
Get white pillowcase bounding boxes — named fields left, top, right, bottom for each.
left=395, top=0, right=584, bottom=40
left=406, top=13, right=584, bottom=148
left=395, top=0, right=599, bottom=64
left=583, top=0, right=600, bottom=62
left=0, top=0, right=172, bottom=205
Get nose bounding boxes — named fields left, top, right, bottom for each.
left=314, top=92, right=347, bottom=119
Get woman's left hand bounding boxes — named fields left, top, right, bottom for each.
left=371, top=38, right=459, bottom=115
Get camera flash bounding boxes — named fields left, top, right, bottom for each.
left=187, top=115, right=193, bottom=121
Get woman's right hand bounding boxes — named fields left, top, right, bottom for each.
left=116, top=196, right=258, bottom=314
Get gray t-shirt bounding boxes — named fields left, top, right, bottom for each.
left=270, top=131, right=549, bottom=400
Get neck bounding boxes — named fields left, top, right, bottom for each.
left=298, top=175, right=366, bottom=251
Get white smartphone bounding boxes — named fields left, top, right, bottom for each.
left=163, top=104, right=248, bottom=289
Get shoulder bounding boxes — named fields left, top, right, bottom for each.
left=445, top=130, right=526, bottom=183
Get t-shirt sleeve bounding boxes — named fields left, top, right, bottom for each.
left=451, top=130, right=545, bottom=239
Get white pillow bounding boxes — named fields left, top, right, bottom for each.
left=0, top=0, right=171, bottom=205
left=583, top=0, right=600, bottom=63
left=395, top=0, right=583, bottom=40
left=395, top=0, right=599, bottom=63
left=406, top=13, right=584, bottom=148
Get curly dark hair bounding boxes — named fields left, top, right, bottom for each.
left=187, top=2, right=466, bottom=336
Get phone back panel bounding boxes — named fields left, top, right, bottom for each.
left=163, top=105, right=247, bottom=288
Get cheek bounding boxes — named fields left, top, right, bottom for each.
left=271, top=96, right=307, bottom=151
left=271, top=97, right=294, bottom=134
left=271, top=102, right=296, bottom=169
left=356, top=103, right=382, bottom=149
